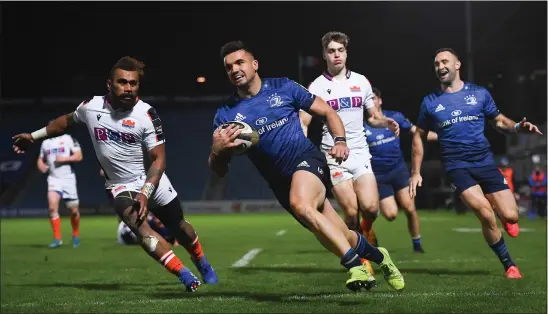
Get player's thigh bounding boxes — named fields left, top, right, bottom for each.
left=47, top=191, right=62, bottom=210
left=395, top=187, right=416, bottom=214
left=331, top=179, right=358, bottom=217
left=61, top=180, right=79, bottom=210
left=150, top=197, right=185, bottom=231
left=485, top=189, right=518, bottom=223
left=353, top=173, right=380, bottom=212
left=380, top=196, right=399, bottom=221
left=460, top=185, right=496, bottom=222
left=289, top=170, right=326, bottom=213
left=473, top=165, right=518, bottom=222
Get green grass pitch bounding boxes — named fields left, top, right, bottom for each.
left=1, top=211, right=546, bottom=313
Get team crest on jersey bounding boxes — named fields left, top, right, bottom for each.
left=350, top=86, right=361, bottom=92
left=268, top=93, right=284, bottom=107
left=465, top=95, right=477, bottom=105
left=122, top=119, right=136, bottom=128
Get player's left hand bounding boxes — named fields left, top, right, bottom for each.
left=517, top=117, right=543, bottom=135
left=387, top=118, right=400, bottom=137
left=329, top=141, right=350, bottom=164
left=409, top=173, right=422, bottom=199
left=133, top=193, right=149, bottom=222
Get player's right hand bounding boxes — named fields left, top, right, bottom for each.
left=12, top=133, right=35, bottom=154
left=387, top=118, right=400, bottom=137
left=409, top=173, right=422, bottom=199
left=329, top=141, right=350, bottom=164
left=212, top=124, right=242, bottom=156
left=133, top=193, right=149, bottom=222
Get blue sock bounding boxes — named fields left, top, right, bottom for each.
left=340, top=248, right=362, bottom=270
left=412, top=236, right=422, bottom=250
left=489, top=236, right=515, bottom=271
left=354, top=231, right=384, bottom=264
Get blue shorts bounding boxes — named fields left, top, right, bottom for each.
left=375, top=164, right=410, bottom=200
left=447, top=164, right=509, bottom=195
left=269, top=148, right=331, bottom=228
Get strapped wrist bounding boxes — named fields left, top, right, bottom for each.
left=31, top=127, right=48, bottom=141
left=140, top=183, right=155, bottom=199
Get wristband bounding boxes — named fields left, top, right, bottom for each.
left=334, top=136, right=346, bottom=144
left=514, top=122, right=520, bottom=133
left=140, top=183, right=156, bottom=199
left=31, top=127, right=48, bottom=140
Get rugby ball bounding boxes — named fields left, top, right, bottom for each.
left=220, top=121, right=259, bottom=155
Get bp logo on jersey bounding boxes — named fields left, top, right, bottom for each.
left=465, top=95, right=478, bottom=105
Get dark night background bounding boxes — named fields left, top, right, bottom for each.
left=1, top=1, right=546, bottom=155
left=0, top=1, right=546, bottom=205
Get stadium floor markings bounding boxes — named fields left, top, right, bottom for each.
left=453, top=227, right=536, bottom=233
left=275, top=229, right=287, bottom=236
left=231, top=248, right=263, bottom=268
left=3, top=290, right=545, bottom=308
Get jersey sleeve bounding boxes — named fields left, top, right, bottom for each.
left=143, top=107, right=165, bottom=151
left=362, top=78, right=375, bottom=110
left=416, top=100, right=431, bottom=132
left=73, top=98, right=93, bottom=124
left=482, top=89, right=501, bottom=119
left=287, top=79, right=316, bottom=112
left=70, top=136, right=82, bottom=152
left=396, top=112, right=414, bottom=133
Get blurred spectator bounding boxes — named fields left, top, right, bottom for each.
left=528, top=154, right=547, bottom=219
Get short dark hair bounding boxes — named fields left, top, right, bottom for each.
left=220, top=40, right=254, bottom=59
left=434, top=48, right=460, bottom=61
left=372, top=87, right=381, bottom=98
left=322, top=31, right=350, bottom=51
left=110, top=56, right=145, bottom=80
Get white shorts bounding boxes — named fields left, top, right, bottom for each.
left=47, top=176, right=79, bottom=200
left=107, top=173, right=178, bottom=208
left=325, top=147, right=374, bottom=186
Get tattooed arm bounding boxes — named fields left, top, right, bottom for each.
left=144, top=144, right=166, bottom=191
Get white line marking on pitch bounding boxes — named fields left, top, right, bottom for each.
left=453, top=227, right=536, bottom=233
left=231, top=248, right=263, bottom=268
left=276, top=230, right=286, bottom=236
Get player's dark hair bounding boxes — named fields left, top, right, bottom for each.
left=372, top=87, right=381, bottom=98
left=322, top=31, right=350, bottom=51
left=220, top=40, right=254, bottom=59
left=110, top=56, right=145, bottom=80
left=434, top=48, right=460, bottom=61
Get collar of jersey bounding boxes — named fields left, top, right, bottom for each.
left=322, top=69, right=351, bottom=81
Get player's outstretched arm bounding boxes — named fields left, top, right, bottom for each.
left=299, top=110, right=313, bottom=137
left=366, top=107, right=400, bottom=137
left=409, top=127, right=428, bottom=199
left=12, top=113, right=78, bottom=154
left=307, top=97, right=349, bottom=163
left=489, top=114, right=543, bottom=135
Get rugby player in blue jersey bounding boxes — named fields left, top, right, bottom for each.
left=210, top=40, right=405, bottom=291
left=364, top=87, right=438, bottom=253
left=409, top=48, right=542, bottom=278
